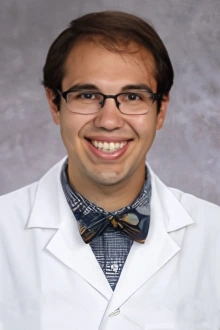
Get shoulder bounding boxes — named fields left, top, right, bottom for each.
left=0, top=181, right=38, bottom=207
left=148, top=164, right=220, bottom=223
left=0, top=157, right=66, bottom=213
left=0, top=182, right=39, bottom=227
left=169, top=187, right=220, bottom=228
left=0, top=157, right=66, bottom=228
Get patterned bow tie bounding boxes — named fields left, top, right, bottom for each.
left=78, top=207, right=150, bottom=244
left=61, top=159, right=151, bottom=244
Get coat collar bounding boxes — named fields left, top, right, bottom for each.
left=26, top=157, right=194, bottom=310
left=27, top=158, right=66, bottom=229
left=147, top=164, right=194, bottom=232
left=27, top=157, right=113, bottom=300
left=104, top=164, right=194, bottom=316
left=27, top=158, right=193, bottom=231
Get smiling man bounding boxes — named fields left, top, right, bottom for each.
left=46, top=38, right=168, bottom=212
left=0, top=11, right=220, bottom=330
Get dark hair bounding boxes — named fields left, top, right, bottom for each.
left=42, top=11, right=174, bottom=112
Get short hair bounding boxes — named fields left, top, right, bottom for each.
left=42, top=11, right=174, bottom=112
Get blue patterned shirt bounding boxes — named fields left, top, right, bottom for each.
left=61, top=160, right=151, bottom=290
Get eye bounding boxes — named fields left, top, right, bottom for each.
left=126, top=93, right=141, bottom=101
left=79, top=93, right=96, bottom=100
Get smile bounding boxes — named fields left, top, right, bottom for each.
left=90, top=140, right=128, bottom=153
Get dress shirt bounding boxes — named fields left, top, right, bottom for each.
left=61, top=160, right=151, bottom=290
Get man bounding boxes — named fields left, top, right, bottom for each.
left=0, top=11, right=219, bottom=330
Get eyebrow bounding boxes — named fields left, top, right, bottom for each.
left=121, top=84, right=153, bottom=92
left=64, top=83, right=153, bottom=93
left=65, top=84, right=99, bottom=92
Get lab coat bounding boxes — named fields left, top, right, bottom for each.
left=0, top=158, right=220, bottom=330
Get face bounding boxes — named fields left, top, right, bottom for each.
left=46, top=40, right=169, bottom=191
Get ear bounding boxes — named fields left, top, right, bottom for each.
left=45, top=88, right=60, bottom=125
left=156, top=94, right=170, bottom=130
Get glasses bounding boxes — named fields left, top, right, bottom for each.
left=57, top=88, right=162, bottom=115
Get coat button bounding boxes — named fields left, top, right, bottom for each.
left=109, top=308, right=120, bottom=317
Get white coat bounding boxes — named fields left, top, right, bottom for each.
left=0, top=158, right=220, bottom=330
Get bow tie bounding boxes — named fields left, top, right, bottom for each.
left=78, top=207, right=150, bottom=244
left=60, top=159, right=151, bottom=244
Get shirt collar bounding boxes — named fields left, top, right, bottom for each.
left=61, top=159, right=152, bottom=223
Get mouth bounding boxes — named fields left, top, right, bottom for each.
left=85, top=138, right=132, bottom=159
left=88, top=140, right=128, bottom=153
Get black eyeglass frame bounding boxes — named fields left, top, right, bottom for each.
left=57, top=88, right=162, bottom=115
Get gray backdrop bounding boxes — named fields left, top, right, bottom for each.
left=0, top=0, right=220, bottom=205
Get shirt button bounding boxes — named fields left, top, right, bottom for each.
left=111, top=264, right=119, bottom=272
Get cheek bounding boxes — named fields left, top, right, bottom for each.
left=59, top=115, right=77, bottom=149
left=59, top=114, right=91, bottom=145
left=60, top=116, right=72, bottom=135
left=129, top=115, right=157, bottom=138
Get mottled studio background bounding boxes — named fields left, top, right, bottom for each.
left=0, top=0, right=219, bottom=205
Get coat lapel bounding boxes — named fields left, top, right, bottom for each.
left=27, top=158, right=112, bottom=300
left=104, top=165, right=194, bottom=315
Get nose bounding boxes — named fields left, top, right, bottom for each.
left=100, top=95, right=120, bottom=110
left=94, top=98, right=124, bottom=131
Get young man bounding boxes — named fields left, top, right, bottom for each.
left=0, top=11, right=220, bottom=330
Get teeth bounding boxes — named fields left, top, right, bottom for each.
left=103, top=142, right=108, bottom=150
left=91, top=140, right=128, bottom=152
left=109, top=142, right=115, bottom=151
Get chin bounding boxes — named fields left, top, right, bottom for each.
left=89, top=171, right=126, bottom=186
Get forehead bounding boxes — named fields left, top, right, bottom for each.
left=62, top=39, right=157, bottom=91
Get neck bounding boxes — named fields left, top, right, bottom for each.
left=67, top=164, right=146, bottom=212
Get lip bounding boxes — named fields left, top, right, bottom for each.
left=85, top=136, right=130, bottom=143
left=85, top=138, right=131, bottom=160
